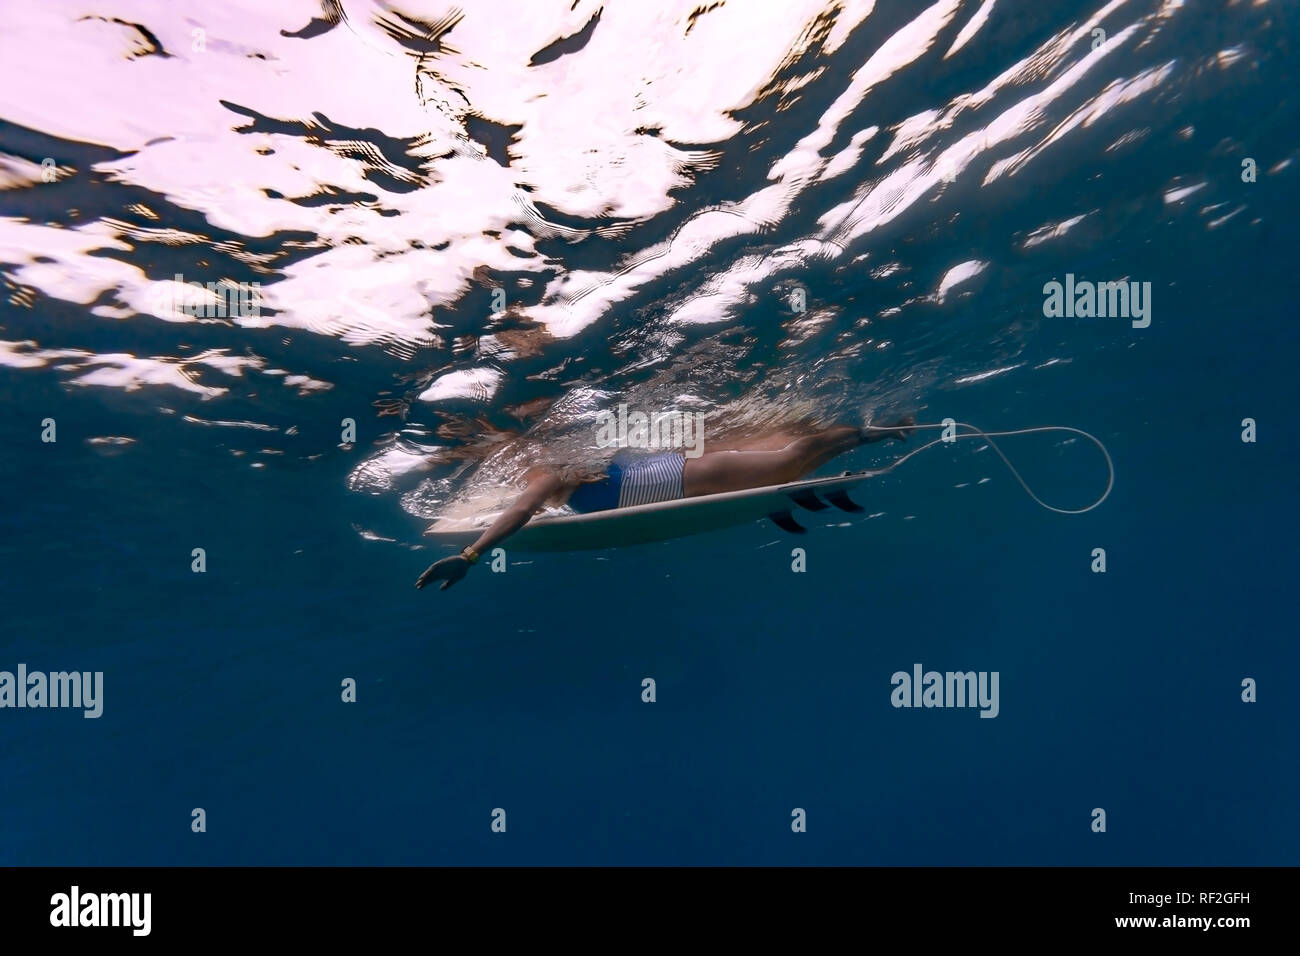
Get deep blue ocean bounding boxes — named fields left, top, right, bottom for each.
left=1, top=0, right=1296, bottom=865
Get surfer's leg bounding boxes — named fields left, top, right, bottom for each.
left=683, top=427, right=862, bottom=496
left=790, top=426, right=870, bottom=472
left=704, top=430, right=811, bottom=453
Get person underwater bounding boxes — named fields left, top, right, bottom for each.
left=416, top=416, right=914, bottom=591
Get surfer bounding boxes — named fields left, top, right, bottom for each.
left=416, top=417, right=915, bottom=590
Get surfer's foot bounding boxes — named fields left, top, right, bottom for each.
left=859, top=414, right=916, bottom=444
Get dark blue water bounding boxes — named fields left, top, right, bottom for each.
left=1, top=0, right=1297, bottom=864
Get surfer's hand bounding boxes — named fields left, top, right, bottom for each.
left=416, top=555, right=471, bottom=591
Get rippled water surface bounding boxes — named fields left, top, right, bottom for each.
left=1, top=0, right=1296, bottom=864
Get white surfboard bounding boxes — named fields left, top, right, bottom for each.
left=422, top=469, right=879, bottom=552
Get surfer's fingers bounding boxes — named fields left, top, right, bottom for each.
left=440, top=578, right=454, bottom=591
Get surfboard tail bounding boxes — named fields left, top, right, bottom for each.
left=825, top=490, right=864, bottom=513
left=768, top=510, right=807, bottom=534
left=789, top=490, right=828, bottom=511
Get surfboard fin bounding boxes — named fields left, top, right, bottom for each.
left=769, top=510, right=807, bottom=534
left=789, top=491, right=829, bottom=511
left=825, top=490, right=864, bottom=513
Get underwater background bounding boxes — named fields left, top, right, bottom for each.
left=1, top=0, right=1296, bottom=864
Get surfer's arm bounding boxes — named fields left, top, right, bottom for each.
left=466, top=470, right=565, bottom=554
left=416, top=469, right=566, bottom=591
